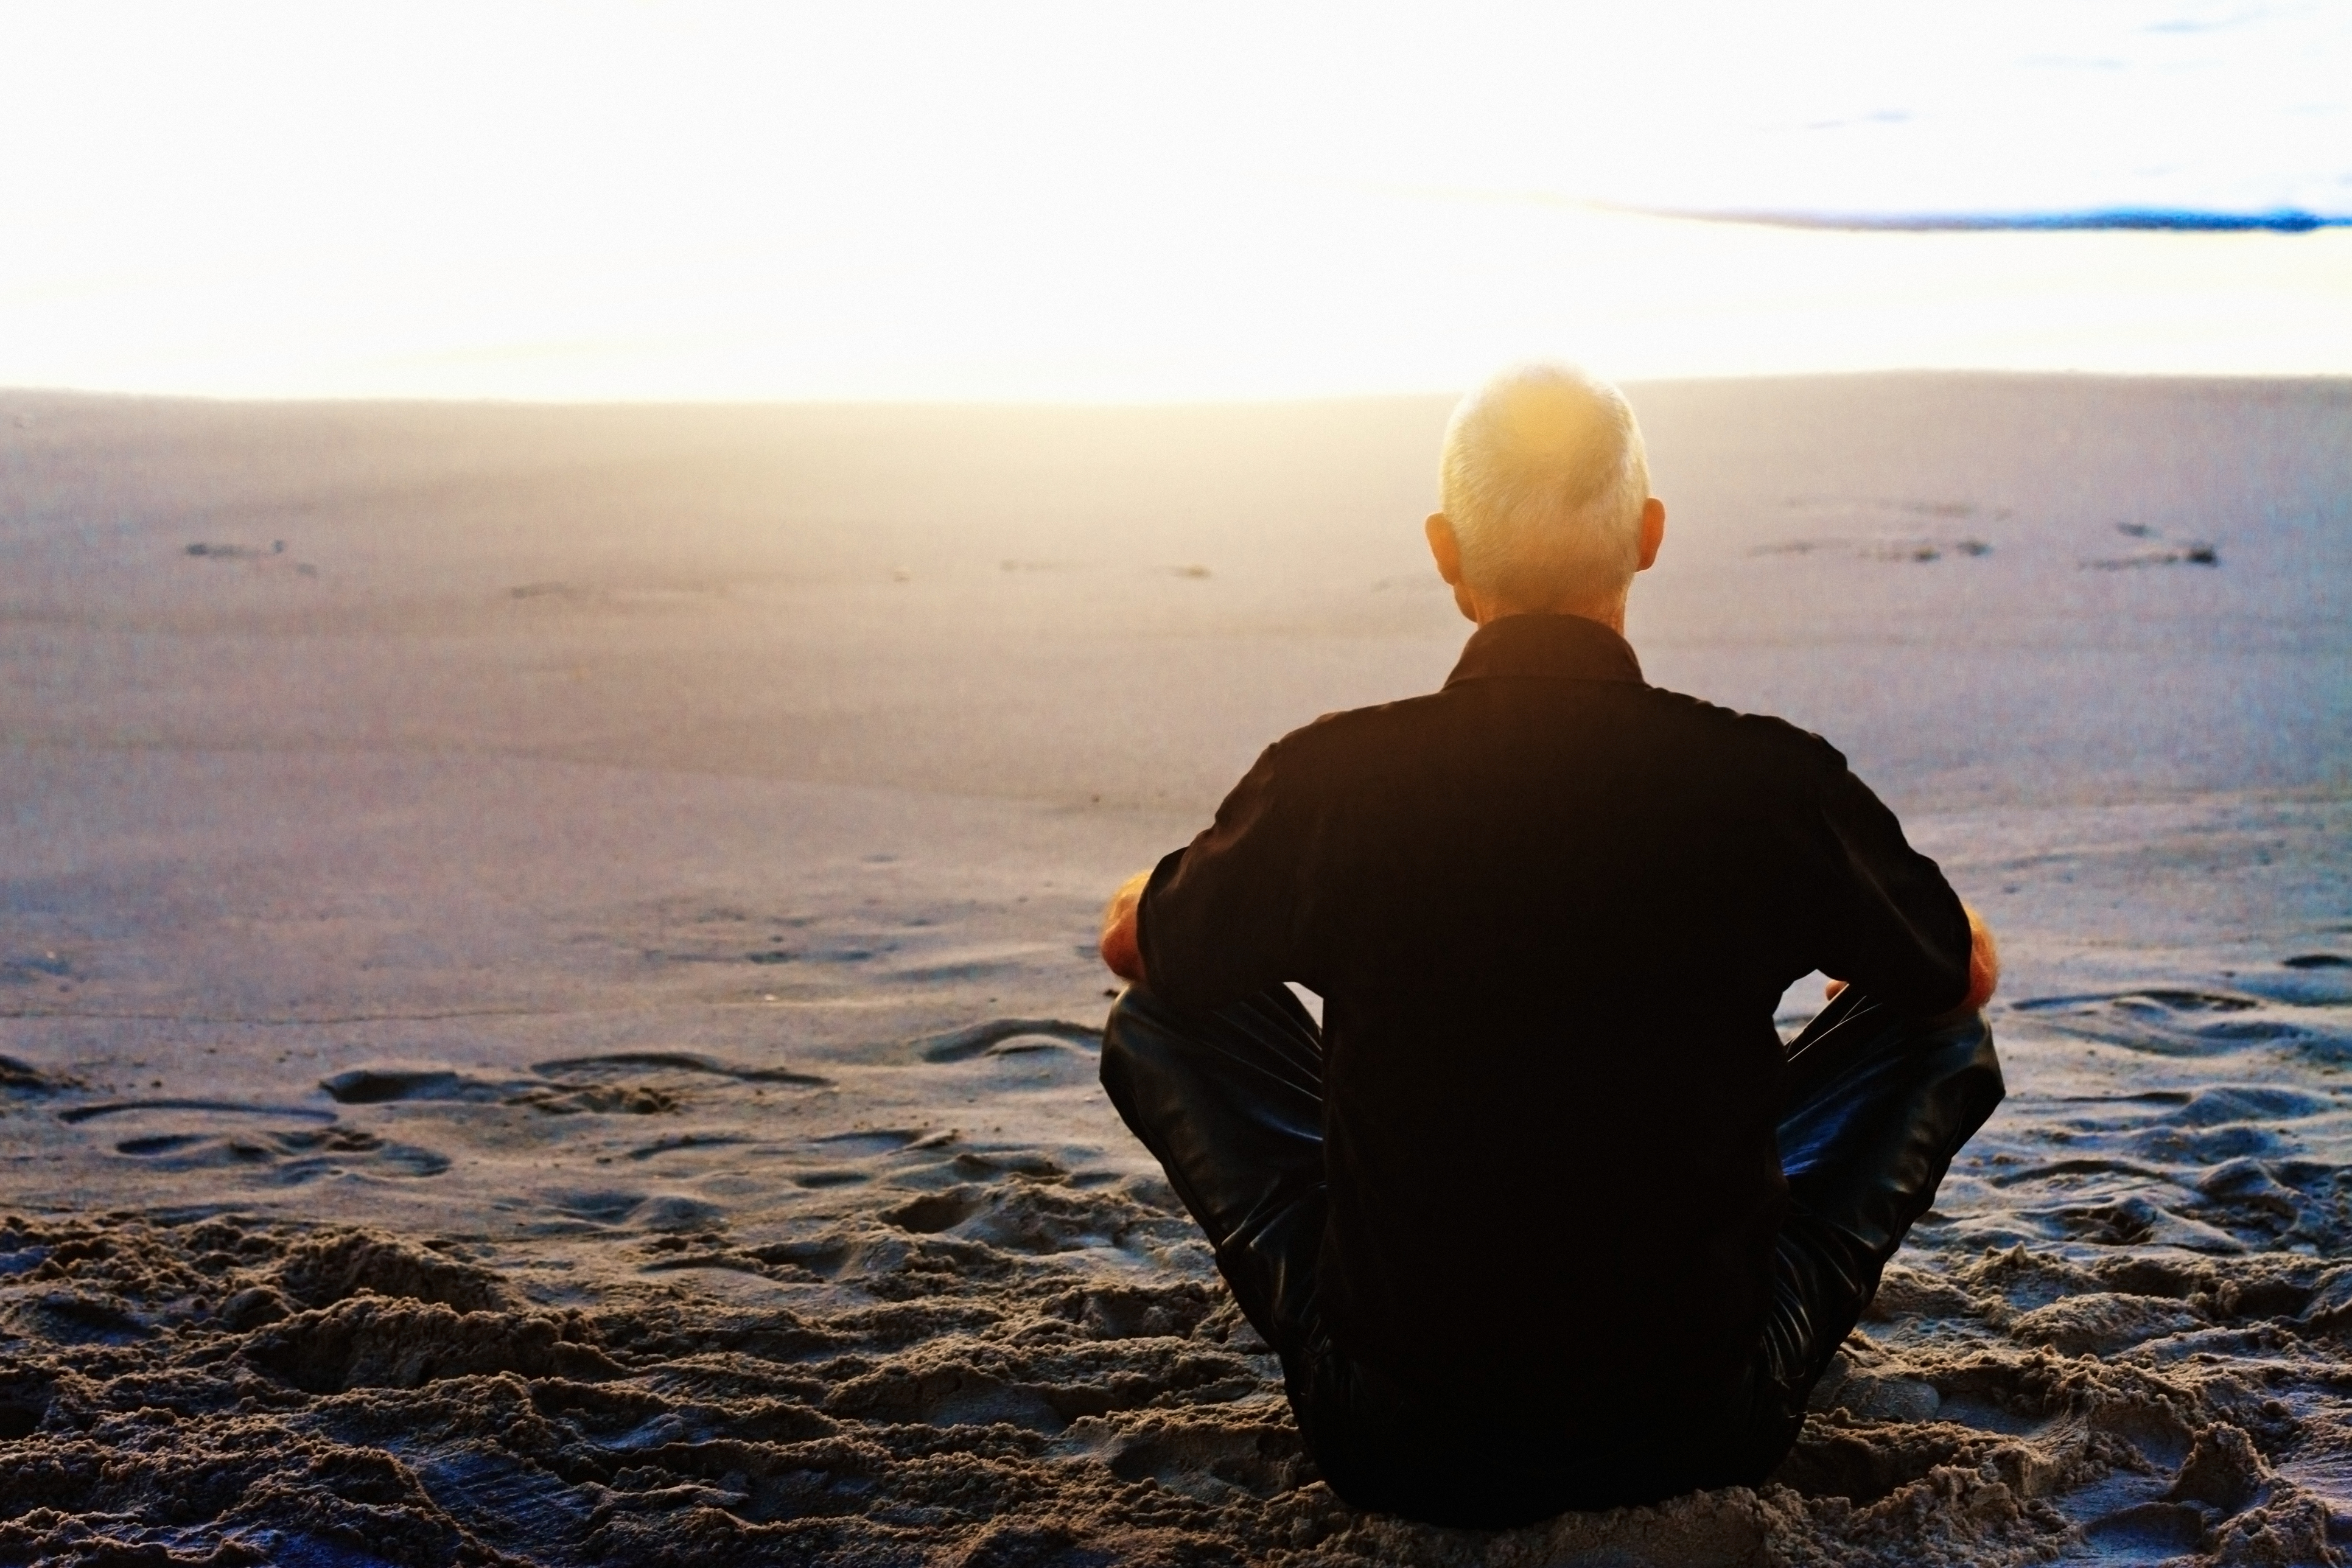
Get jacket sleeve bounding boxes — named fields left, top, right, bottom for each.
left=1135, top=741, right=1309, bottom=1010
left=1804, top=759, right=1973, bottom=1015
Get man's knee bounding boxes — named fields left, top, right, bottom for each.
left=1098, top=990, right=1149, bottom=1127
left=1919, top=1009, right=2006, bottom=1133
left=1099, top=987, right=1172, bottom=1102
left=1802, top=1000, right=2005, bottom=1129
left=1099, top=985, right=1219, bottom=1144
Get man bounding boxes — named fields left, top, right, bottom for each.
left=1093, top=365, right=2003, bottom=1528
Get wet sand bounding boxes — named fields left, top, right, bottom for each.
left=1, top=376, right=2349, bottom=1565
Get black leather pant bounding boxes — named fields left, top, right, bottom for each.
left=1098, top=984, right=2004, bottom=1527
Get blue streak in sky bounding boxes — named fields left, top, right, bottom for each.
left=1638, top=206, right=2349, bottom=233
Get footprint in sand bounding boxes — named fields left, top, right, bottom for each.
left=959, top=1036, right=1101, bottom=1091
left=59, top=1097, right=335, bottom=1127
left=878, top=1177, right=1182, bottom=1258
left=321, top=1063, right=677, bottom=1116
left=520, top=1052, right=828, bottom=1115
left=779, top=1127, right=955, bottom=1189
left=2011, top=987, right=2352, bottom=1059
left=623, top=1132, right=754, bottom=1161
left=544, top=1189, right=726, bottom=1233
left=791, top=1169, right=869, bottom=1189
left=2237, top=957, right=2352, bottom=1011
left=60, top=1101, right=449, bottom=1181
left=0, top=1055, right=82, bottom=1095
left=530, top=1051, right=831, bottom=1087
left=320, top=1068, right=517, bottom=1104
left=906, top=1018, right=1099, bottom=1063
left=320, top=1055, right=829, bottom=1118
left=1972, top=1071, right=2352, bottom=1255
left=1080, top=1412, right=1312, bottom=1502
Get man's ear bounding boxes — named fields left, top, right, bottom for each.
left=1426, top=513, right=1465, bottom=585
left=1426, top=513, right=1483, bottom=625
left=1636, top=497, right=1667, bottom=572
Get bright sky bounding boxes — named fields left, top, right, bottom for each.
left=4, top=1, right=2347, bottom=400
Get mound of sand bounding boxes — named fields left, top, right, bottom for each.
left=2, top=957, right=2351, bottom=1566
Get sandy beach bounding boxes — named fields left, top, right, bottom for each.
left=2, top=374, right=2348, bottom=1566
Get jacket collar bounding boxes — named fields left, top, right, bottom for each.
left=1443, top=613, right=1645, bottom=688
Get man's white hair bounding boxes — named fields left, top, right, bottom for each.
left=1440, top=363, right=1650, bottom=611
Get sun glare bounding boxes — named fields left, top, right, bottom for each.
left=2, top=1, right=2346, bottom=400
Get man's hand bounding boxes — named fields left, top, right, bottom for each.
left=1956, top=902, right=2000, bottom=1013
left=1824, top=902, right=2000, bottom=1016
left=1099, top=869, right=1152, bottom=985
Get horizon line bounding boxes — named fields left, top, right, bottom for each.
left=1626, top=205, right=2352, bottom=234
left=7, top=366, right=2352, bottom=413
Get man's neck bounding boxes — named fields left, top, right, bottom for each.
left=1474, top=598, right=1628, bottom=636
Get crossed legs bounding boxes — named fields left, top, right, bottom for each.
left=1098, top=982, right=2004, bottom=1525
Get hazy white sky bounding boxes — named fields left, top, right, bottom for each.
left=4, top=1, right=2347, bottom=399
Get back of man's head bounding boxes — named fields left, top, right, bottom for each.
left=1440, top=365, right=1650, bottom=615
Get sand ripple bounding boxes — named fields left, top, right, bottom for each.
left=9, top=987, right=2352, bottom=1568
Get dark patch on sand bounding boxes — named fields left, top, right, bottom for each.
left=322, top=1068, right=519, bottom=1105
left=0, top=1055, right=81, bottom=1094
left=2084, top=521, right=2222, bottom=569
left=58, top=1099, right=338, bottom=1126
left=0, top=952, right=73, bottom=985
left=911, top=1019, right=1103, bottom=1064
left=110, top=1124, right=453, bottom=1181
left=1753, top=534, right=1995, bottom=564
left=530, top=1052, right=832, bottom=1088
